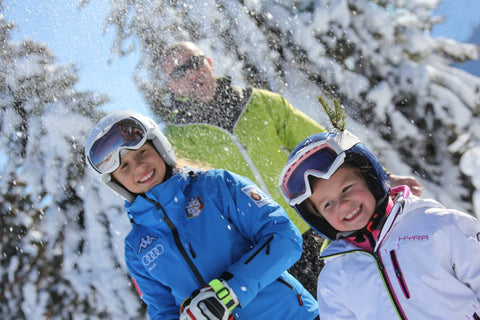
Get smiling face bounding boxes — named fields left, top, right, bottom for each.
left=162, top=44, right=217, bottom=104
left=112, top=142, right=167, bottom=194
left=308, top=165, right=376, bottom=232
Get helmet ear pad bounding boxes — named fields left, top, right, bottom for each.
left=344, top=144, right=390, bottom=205
left=294, top=200, right=339, bottom=240
left=148, top=131, right=176, bottom=167
left=101, top=173, right=136, bottom=203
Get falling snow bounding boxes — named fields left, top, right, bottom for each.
left=1, top=0, right=480, bottom=319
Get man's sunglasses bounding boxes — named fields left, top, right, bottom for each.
left=168, top=55, right=206, bottom=81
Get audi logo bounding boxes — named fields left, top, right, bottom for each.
left=141, top=244, right=165, bottom=265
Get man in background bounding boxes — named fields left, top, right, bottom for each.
left=158, top=41, right=423, bottom=294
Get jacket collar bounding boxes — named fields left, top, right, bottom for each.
left=331, top=186, right=410, bottom=252
left=125, top=170, right=192, bottom=225
left=321, top=185, right=445, bottom=257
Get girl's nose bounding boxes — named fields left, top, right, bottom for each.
left=337, top=197, right=351, bottom=211
left=132, top=159, right=146, bottom=173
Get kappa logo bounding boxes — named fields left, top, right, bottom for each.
left=137, top=234, right=158, bottom=254
left=241, top=185, right=270, bottom=207
left=185, top=195, right=205, bottom=218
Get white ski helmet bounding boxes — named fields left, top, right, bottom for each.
left=85, top=110, right=176, bottom=202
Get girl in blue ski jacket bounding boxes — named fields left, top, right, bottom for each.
left=85, top=110, right=318, bottom=320
left=279, top=130, right=480, bottom=319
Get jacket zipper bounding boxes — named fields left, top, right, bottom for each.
left=390, top=250, right=410, bottom=299
left=372, top=197, right=409, bottom=319
left=189, top=242, right=197, bottom=258
left=373, top=251, right=408, bottom=319
left=321, top=248, right=408, bottom=319
left=244, top=235, right=274, bottom=264
left=145, top=196, right=207, bottom=287
left=163, top=211, right=207, bottom=286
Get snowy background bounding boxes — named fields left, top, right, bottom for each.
left=1, top=0, right=480, bottom=319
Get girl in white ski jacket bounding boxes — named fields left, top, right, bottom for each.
left=279, top=130, right=480, bottom=319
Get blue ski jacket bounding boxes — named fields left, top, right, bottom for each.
left=123, top=169, right=318, bottom=320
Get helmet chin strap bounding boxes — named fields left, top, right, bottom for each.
left=164, top=164, right=174, bottom=181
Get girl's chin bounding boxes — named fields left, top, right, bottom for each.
left=341, top=218, right=370, bottom=232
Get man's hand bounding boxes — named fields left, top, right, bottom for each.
left=180, top=279, right=239, bottom=320
left=389, top=174, right=423, bottom=196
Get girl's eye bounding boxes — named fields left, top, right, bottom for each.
left=324, top=200, right=333, bottom=209
left=342, top=184, right=352, bottom=193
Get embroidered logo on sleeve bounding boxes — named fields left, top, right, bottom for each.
left=241, top=185, right=271, bottom=207
left=186, top=195, right=205, bottom=218
left=137, top=234, right=158, bottom=254
left=141, top=244, right=165, bottom=270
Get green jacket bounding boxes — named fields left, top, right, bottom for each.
left=165, top=88, right=325, bottom=233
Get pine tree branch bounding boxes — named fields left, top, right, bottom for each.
left=317, top=96, right=347, bottom=132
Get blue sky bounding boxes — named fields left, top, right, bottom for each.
left=2, top=0, right=149, bottom=115
left=430, top=0, right=480, bottom=41
left=2, top=0, right=479, bottom=117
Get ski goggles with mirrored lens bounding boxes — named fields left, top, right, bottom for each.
left=87, top=118, right=148, bottom=174
left=168, top=55, right=206, bottom=81
left=279, top=132, right=360, bottom=206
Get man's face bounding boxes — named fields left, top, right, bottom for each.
left=162, top=48, right=217, bottom=104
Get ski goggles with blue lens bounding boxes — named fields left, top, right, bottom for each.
left=87, top=118, right=148, bottom=174
left=279, top=131, right=360, bottom=206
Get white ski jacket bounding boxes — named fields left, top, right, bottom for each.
left=317, top=187, right=480, bottom=319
